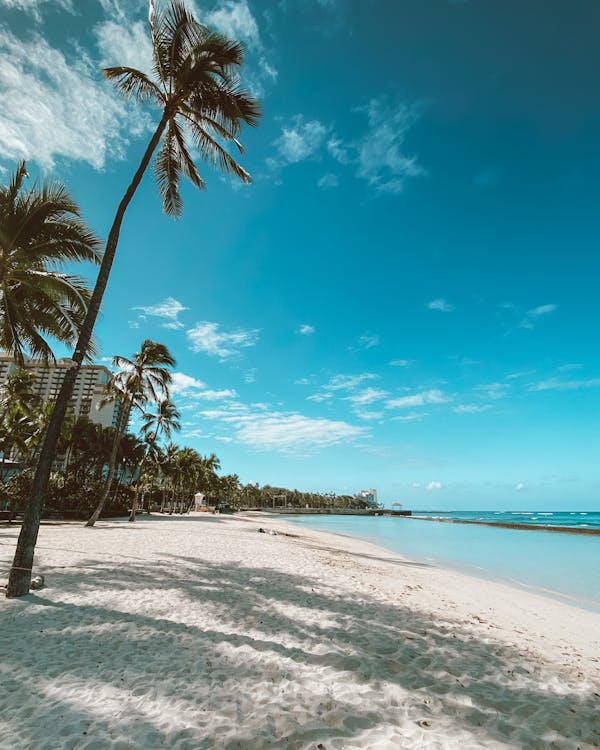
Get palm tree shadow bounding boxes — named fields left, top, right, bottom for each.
left=2, top=550, right=598, bottom=750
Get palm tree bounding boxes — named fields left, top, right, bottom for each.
left=8, top=0, right=260, bottom=596
left=134, top=397, right=181, bottom=515
left=85, top=340, right=175, bottom=527
left=0, top=162, right=101, bottom=363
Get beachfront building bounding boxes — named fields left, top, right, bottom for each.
left=356, top=488, right=379, bottom=508
left=0, top=353, right=124, bottom=475
left=0, top=352, right=122, bottom=429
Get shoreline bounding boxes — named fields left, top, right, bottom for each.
left=2, top=513, right=599, bottom=749
left=408, top=514, right=600, bottom=535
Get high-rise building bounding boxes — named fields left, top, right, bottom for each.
left=356, top=488, right=378, bottom=507
left=0, top=352, right=121, bottom=429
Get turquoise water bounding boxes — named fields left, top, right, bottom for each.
left=280, top=513, right=600, bottom=611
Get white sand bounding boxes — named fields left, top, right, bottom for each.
left=1, top=513, right=599, bottom=750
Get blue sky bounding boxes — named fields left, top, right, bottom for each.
left=1, top=0, right=599, bottom=509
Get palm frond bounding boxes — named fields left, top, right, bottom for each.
left=103, top=67, right=164, bottom=104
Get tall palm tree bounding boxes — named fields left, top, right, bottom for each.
left=85, top=340, right=175, bottom=527
left=0, top=162, right=101, bottom=362
left=8, top=0, right=260, bottom=596
left=134, top=397, right=181, bottom=516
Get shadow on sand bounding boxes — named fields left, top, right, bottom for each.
left=1, top=531, right=598, bottom=749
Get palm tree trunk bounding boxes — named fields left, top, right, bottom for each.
left=6, top=113, right=170, bottom=597
left=86, top=403, right=130, bottom=528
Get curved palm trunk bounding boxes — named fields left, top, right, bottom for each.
left=6, top=113, right=170, bottom=597
left=86, top=403, right=131, bottom=528
left=130, top=422, right=160, bottom=521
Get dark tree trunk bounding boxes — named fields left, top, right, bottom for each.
left=86, top=403, right=130, bottom=528
left=6, top=113, right=170, bottom=597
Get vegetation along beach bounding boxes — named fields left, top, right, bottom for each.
left=1, top=0, right=599, bottom=748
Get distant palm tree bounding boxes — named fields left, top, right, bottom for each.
left=8, top=0, right=260, bottom=596
left=133, top=397, right=181, bottom=517
left=0, top=162, right=101, bottom=363
left=85, top=340, right=175, bottom=527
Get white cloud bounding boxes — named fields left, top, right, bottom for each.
left=204, top=0, right=276, bottom=96
left=426, top=481, right=442, bottom=490
left=354, top=98, right=424, bottom=194
left=274, top=116, right=328, bottom=164
left=171, top=373, right=236, bottom=401
left=427, top=298, right=454, bottom=313
left=346, top=387, right=388, bottom=406
left=0, top=0, right=72, bottom=20
left=298, top=324, right=315, bottom=335
left=390, top=359, right=413, bottom=367
left=306, top=393, right=333, bottom=402
left=196, top=388, right=238, bottom=401
left=453, top=404, right=492, bottom=414
left=206, top=0, right=260, bottom=48
left=0, top=28, right=148, bottom=170
left=318, top=172, right=339, bottom=189
left=515, top=482, right=527, bottom=491
left=323, top=373, right=378, bottom=391
left=355, top=332, right=380, bottom=350
left=95, top=19, right=153, bottom=73
left=477, top=383, right=510, bottom=400
left=133, top=297, right=188, bottom=329
left=527, top=377, right=600, bottom=392
left=519, top=304, right=558, bottom=329
left=186, top=321, right=259, bottom=359
left=354, top=409, right=384, bottom=421
left=171, top=372, right=206, bottom=395
left=386, top=389, right=448, bottom=409
left=199, top=401, right=368, bottom=453
left=327, top=137, right=349, bottom=163
left=243, top=369, right=257, bottom=384
left=390, top=412, right=426, bottom=422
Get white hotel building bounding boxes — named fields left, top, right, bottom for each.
left=0, top=352, right=121, bottom=429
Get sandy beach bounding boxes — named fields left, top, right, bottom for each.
left=1, top=513, right=599, bottom=749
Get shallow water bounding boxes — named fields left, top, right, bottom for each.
left=280, top=513, right=600, bottom=611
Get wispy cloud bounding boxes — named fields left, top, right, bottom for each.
left=317, top=172, right=339, bottom=189
left=389, top=359, right=413, bottom=367
left=298, top=324, right=315, bottom=335
left=271, top=116, right=328, bottom=166
left=0, top=0, right=73, bottom=21
left=323, top=373, right=379, bottom=391
left=426, top=481, right=442, bottom=490
left=133, top=297, right=188, bottom=329
left=171, top=372, right=237, bottom=401
left=186, top=321, right=259, bottom=359
left=96, top=18, right=153, bottom=73
left=269, top=96, right=423, bottom=197
left=427, top=298, right=454, bottom=313
left=205, top=0, right=277, bottom=96
left=386, top=389, right=449, bottom=409
left=353, top=98, right=424, bottom=194
left=0, top=27, right=148, bottom=170
left=476, top=383, right=510, bottom=400
left=198, top=401, right=367, bottom=453
left=527, top=377, right=600, bottom=392
left=519, top=304, right=558, bottom=329
left=345, top=387, right=388, bottom=406
left=453, top=404, right=491, bottom=414
left=354, top=332, right=380, bottom=350
left=390, top=412, right=426, bottom=422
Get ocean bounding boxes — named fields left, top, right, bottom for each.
left=280, top=511, right=600, bottom=612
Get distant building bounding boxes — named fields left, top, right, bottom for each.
left=0, top=352, right=122, bottom=429
left=356, top=488, right=378, bottom=507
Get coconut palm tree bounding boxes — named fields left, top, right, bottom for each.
left=134, top=397, right=181, bottom=515
left=8, top=1, right=260, bottom=596
left=85, top=340, right=175, bottom=528
left=0, top=162, right=101, bottom=363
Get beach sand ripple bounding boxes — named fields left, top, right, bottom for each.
left=1, top=514, right=599, bottom=749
